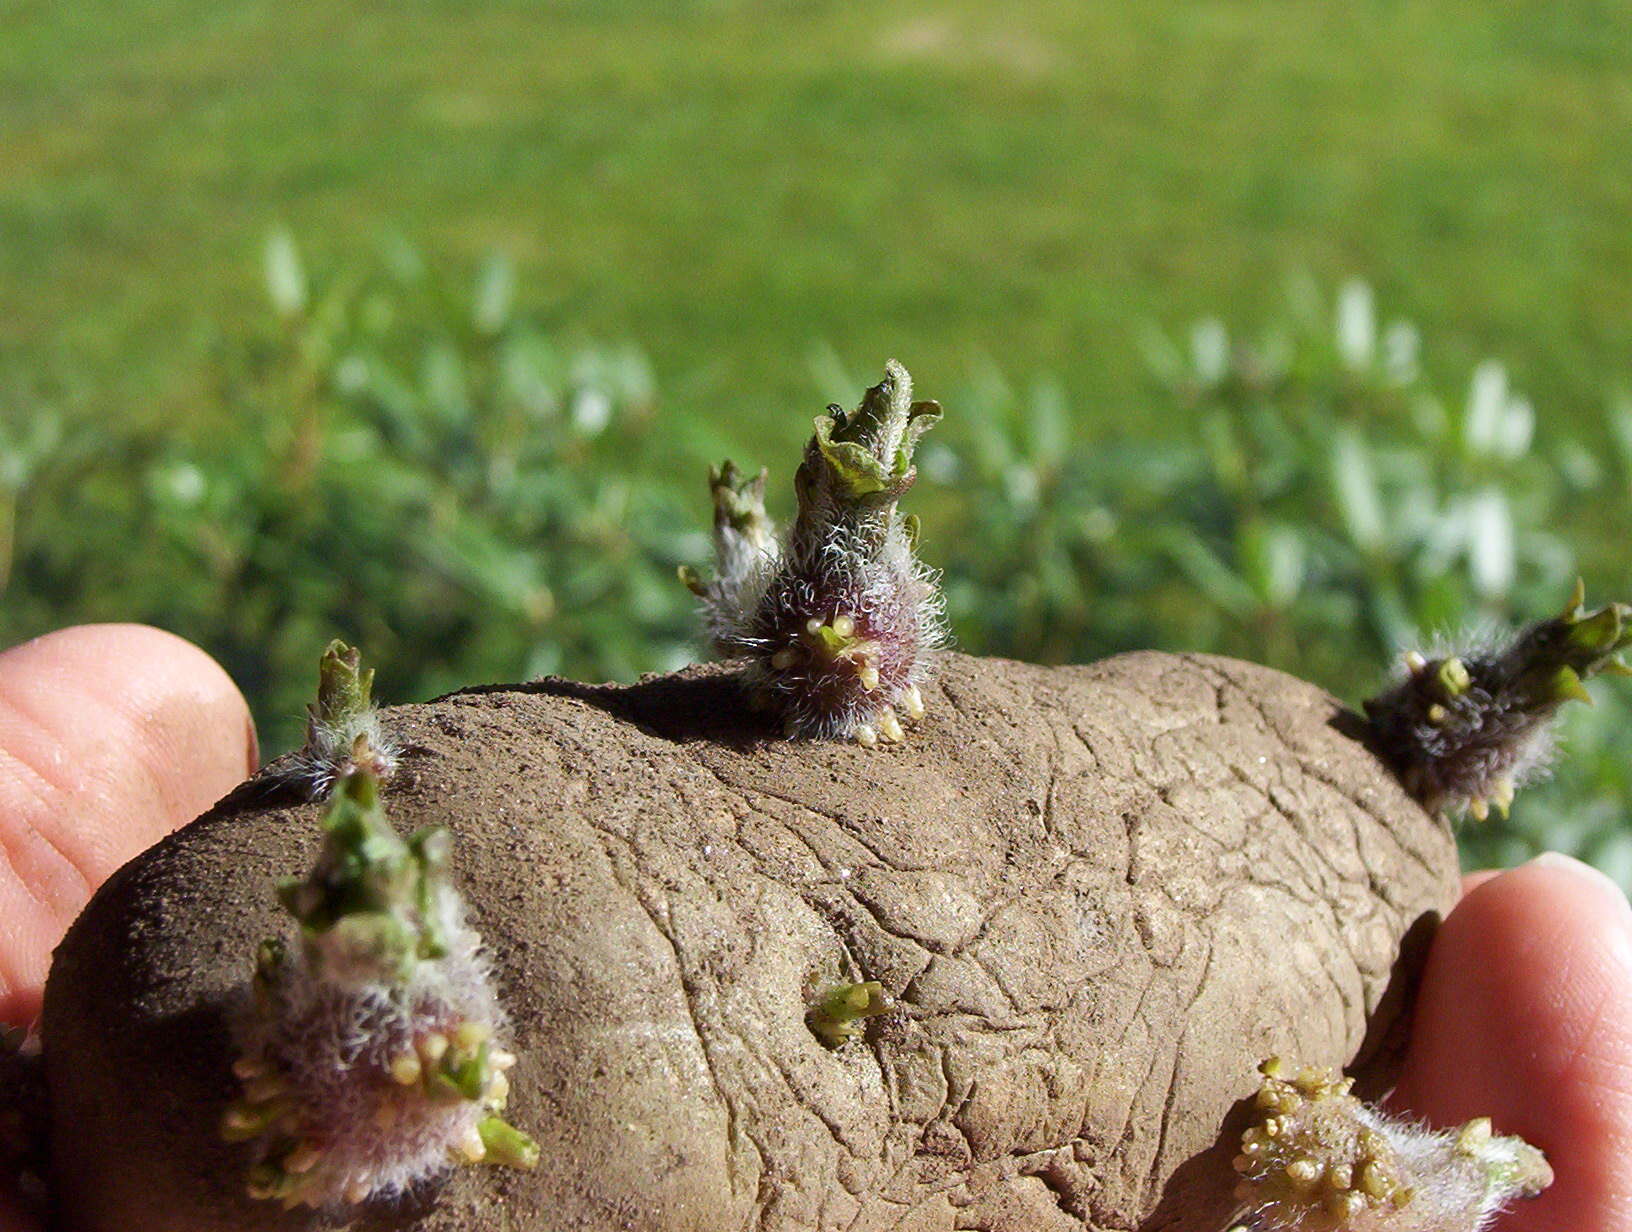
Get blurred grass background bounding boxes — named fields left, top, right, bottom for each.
left=4, top=1, right=1632, bottom=878
left=8, top=2, right=1632, bottom=440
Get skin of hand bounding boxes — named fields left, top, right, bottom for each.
left=0, top=625, right=255, bottom=1232
left=1388, top=857, right=1632, bottom=1231
left=0, top=626, right=1627, bottom=1232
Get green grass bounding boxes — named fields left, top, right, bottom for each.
left=5, top=1, right=1632, bottom=457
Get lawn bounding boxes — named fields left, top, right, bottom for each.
left=4, top=0, right=1632, bottom=459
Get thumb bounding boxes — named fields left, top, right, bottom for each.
left=1388, top=854, right=1632, bottom=1232
left=0, top=624, right=256, bottom=1026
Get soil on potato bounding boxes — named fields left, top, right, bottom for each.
left=43, top=652, right=1458, bottom=1232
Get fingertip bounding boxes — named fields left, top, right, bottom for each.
left=0, top=624, right=257, bottom=1016
left=1, top=624, right=258, bottom=832
left=1524, top=852, right=1632, bottom=930
left=1451, top=857, right=1632, bottom=1002
left=1393, top=854, right=1632, bottom=1231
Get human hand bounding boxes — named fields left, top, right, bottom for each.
left=0, top=627, right=1627, bottom=1232
left=0, top=625, right=255, bottom=1232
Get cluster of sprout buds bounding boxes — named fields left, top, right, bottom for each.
left=285, top=640, right=397, bottom=797
left=1364, top=581, right=1632, bottom=818
left=1226, top=1058, right=1550, bottom=1232
left=224, top=760, right=536, bottom=1208
left=687, top=360, right=946, bottom=744
left=807, top=981, right=889, bottom=1047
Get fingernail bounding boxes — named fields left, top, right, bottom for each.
left=1527, top=852, right=1632, bottom=970
left=1527, top=852, right=1631, bottom=912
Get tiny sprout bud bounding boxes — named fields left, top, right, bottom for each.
left=284, top=640, right=398, bottom=798
left=1435, top=657, right=1471, bottom=698
left=809, top=980, right=890, bottom=1047
left=1364, top=582, right=1632, bottom=818
left=227, top=765, right=536, bottom=1208
left=315, top=639, right=372, bottom=720
left=681, top=461, right=780, bottom=656
left=478, top=1114, right=541, bottom=1169
left=878, top=708, right=905, bottom=743
left=1229, top=1057, right=1550, bottom=1231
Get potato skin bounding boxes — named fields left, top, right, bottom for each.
left=43, top=652, right=1457, bottom=1232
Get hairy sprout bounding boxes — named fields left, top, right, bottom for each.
left=225, top=761, right=535, bottom=1209
left=1227, top=1059, right=1550, bottom=1232
left=679, top=461, right=779, bottom=655
left=1365, top=581, right=1632, bottom=818
left=691, top=360, right=947, bottom=743
left=282, top=640, right=397, bottom=797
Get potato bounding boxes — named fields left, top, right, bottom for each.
left=42, top=650, right=1455, bottom=1231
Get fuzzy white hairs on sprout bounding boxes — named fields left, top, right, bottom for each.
left=283, top=640, right=399, bottom=798
left=686, top=360, right=948, bottom=744
left=1364, top=581, right=1631, bottom=820
left=1226, top=1059, right=1550, bottom=1232
left=224, top=764, right=535, bottom=1209
left=680, top=461, right=781, bottom=656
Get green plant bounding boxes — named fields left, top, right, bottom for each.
left=6, top=258, right=1631, bottom=882
left=1, top=234, right=700, bottom=752
left=922, top=279, right=1631, bottom=877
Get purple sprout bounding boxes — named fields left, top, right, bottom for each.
left=1364, top=582, right=1632, bottom=819
left=690, top=360, right=946, bottom=744
left=224, top=763, right=535, bottom=1208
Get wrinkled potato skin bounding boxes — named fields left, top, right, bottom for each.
left=44, top=652, right=1457, bottom=1232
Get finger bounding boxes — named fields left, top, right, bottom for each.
left=1389, top=854, right=1632, bottom=1232
left=1461, top=869, right=1501, bottom=898
left=0, top=624, right=256, bottom=1024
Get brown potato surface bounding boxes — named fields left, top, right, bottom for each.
left=43, top=652, right=1458, bottom=1231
